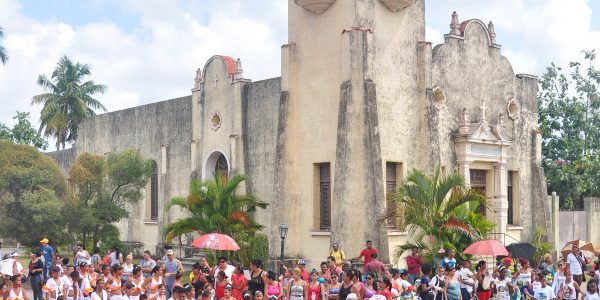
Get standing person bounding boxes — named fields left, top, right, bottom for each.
left=75, top=244, right=91, bottom=267
left=429, top=266, right=446, bottom=300
left=231, top=264, right=246, bottom=300
left=584, top=282, right=598, bottom=300
left=539, top=254, right=555, bottom=277
left=214, top=271, right=229, bottom=300
left=329, top=244, right=346, bottom=268
left=376, top=278, right=392, bottom=300
left=29, top=251, right=45, bottom=300
left=110, top=247, right=123, bottom=267
left=91, top=248, right=102, bottom=273
left=248, top=259, right=265, bottom=296
left=441, top=250, right=456, bottom=270
left=363, top=273, right=376, bottom=300
left=557, top=270, right=579, bottom=300
left=458, top=261, right=475, bottom=300
left=297, top=261, right=309, bottom=283
left=128, top=266, right=144, bottom=300
left=533, top=273, right=555, bottom=300
left=264, top=270, right=283, bottom=300
left=419, top=264, right=434, bottom=300
left=70, top=270, right=92, bottom=300
left=288, top=269, right=308, bottom=300
left=141, top=251, right=157, bottom=279
left=106, top=265, right=124, bottom=300
left=364, top=254, right=385, bottom=280
left=474, top=261, right=492, bottom=300
left=326, top=273, right=341, bottom=300
left=164, top=250, right=185, bottom=299
left=318, top=263, right=329, bottom=283
left=325, top=258, right=342, bottom=284
left=190, top=263, right=208, bottom=298
left=307, top=270, right=325, bottom=300
left=492, top=267, right=513, bottom=300
left=40, top=238, right=55, bottom=281
left=45, top=266, right=66, bottom=300
left=567, top=244, right=588, bottom=287
left=145, top=266, right=164, bottom=299
left=123, top=254, right=135, bottom=282
left=337, top=270, right=359, bottom=300
left=221, top=285, right=236, bottom=300
left=353, top=241, right=378, bottom=265
left=199, top=256, right=213, bottom=288
left=552, top=261, right=567, bottom=296
left=6, top=275, right=30, bottom=300
left=443, top=267, right=461, bottom=300
left=406, top=249, right=424, bottom=285
left=91, top=279, right=108, bottom=300
left=213, top=257, right=235, bottom=286
left=433, top=249, right=446, bottom=270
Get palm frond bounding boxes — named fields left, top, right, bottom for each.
left=441, top=217, right=481, bottom=239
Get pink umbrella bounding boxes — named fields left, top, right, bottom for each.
left=191, top=233, right=240, bottom=251
left=463, top=239, right=508, bottom=256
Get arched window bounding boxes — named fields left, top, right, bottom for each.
left=150, top=161, right=158, bottom=221
left=215, top=154, right=229, bottom=181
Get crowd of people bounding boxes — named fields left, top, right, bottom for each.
left=1, top=239, right=600, bottom=300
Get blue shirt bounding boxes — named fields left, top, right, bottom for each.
left=41, top=245, right=54, bottom=263
left=442, top=258, right=456, bottom=269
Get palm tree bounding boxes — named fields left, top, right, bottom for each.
left=0, top=27, right=8, bottom=64
left=386, top=167, right=493, bottom=262
left=32, top=55, right=106, bottom=149
left=164, top=174, right=268, bottom=262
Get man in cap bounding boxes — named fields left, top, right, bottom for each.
left=433, top=248, right=445, bottom=270
left=40, top=238, right=55, bottom=281
left=164, top=249, right=185, bottom=299
left=297, top=259, right=309, bottom=282
left=329, top=243, right=345, bottom=267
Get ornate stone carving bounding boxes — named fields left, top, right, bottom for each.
left=488, top=21, right=497, bottom=44
left=378, top=0, right=415, bottom=12
left=450, top=11, right=461, bottom=35
left=193, top=68, right=203, bottom=89
left=294, top=0, right=336, bottom=14
left=233, top=58, right=244, bottom=81
left=211, top=111, right=222, bottom=131
left=455, top=107, right=513, bottom=142
left=506, top=98, right=519, bottom=120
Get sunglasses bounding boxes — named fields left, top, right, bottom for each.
left=366, top=277, right=373, bottom=280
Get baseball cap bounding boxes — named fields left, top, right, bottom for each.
left=40, top=238, right=49, bottom=243
left=437, top=247, right=445, bottom=254
left=11, top=252, right=19, bottom=257
left=502, top=257, right=512, bottom=263
left=298, top=259, right=306, bottom=265
left=399, top=268, right=408, bottom=275
left=166, top=249, right=174, bottom=255
left=333, top=243, right=339, bottom=247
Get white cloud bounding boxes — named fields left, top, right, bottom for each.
left=426, top=25, right=443, bottom=46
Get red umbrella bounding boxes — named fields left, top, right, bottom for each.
left=191, top=233, right=240, bottom=251
left=463, top=239, right=508, bottom=256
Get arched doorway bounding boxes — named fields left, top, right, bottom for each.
left=204, top=151, right=230, bottom=181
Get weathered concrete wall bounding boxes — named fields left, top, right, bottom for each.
left=46, top=147, right=77, bottom=176
left=74, top=96, right=193, bottom=250
left=430, top=19, right=542, bottom=242
left=242, top=77, right=282, bottom=251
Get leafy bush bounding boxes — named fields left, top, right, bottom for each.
left=251, top=233, right=269, bottom=265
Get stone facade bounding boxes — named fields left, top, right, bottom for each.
left=48, top=0, right=550, bottom=267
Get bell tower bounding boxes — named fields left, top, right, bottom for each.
left=276, top=0, right=427, bottom=262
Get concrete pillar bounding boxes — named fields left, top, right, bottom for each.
left=584, top=197, right=595, bottom=244
left=458, top=161, right=471, bottom=187
left=493, top=163, right=508, bottom=244
left=550, top=192, right=560, bottom=257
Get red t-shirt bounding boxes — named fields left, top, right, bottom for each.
left=360, top=248, right=378, bottom=264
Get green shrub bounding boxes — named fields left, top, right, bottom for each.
left=251, top=233, right=269, bottom=264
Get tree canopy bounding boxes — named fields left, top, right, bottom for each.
left=32, top=55, right=106, bottom=149
left=0, top=111, right=48, bottom=150
left=0, top=27, right=7, bottom=65
left=68, top=149, right=154, bottom=247
left=0, top=141, right=70, bottom=247
left=538, top=50, right=600, bottom=208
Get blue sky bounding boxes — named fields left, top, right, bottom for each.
left=1, top=0, right=600, bottom=150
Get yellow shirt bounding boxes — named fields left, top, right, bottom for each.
left=330, top=250, right=345, bottom=266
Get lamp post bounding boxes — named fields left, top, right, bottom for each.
left=279, top=222, right=288, bottom=275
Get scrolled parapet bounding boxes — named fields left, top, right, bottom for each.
left=294, top=0, right=336, bottom=14
left=378, top=0, right=415, bottom=12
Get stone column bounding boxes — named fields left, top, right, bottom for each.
left=584, top=197, right=594, bottom=245
left=493, top=163, right=508, bottom=244
left=550, top=192, right=560, bottom=258
left=457, top=161, right=471, bottom=187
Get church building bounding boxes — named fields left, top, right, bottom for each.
left=49, top=0, right=551, bottom=263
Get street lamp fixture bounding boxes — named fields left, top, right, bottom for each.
left=279, top=222, right=288, bottom=274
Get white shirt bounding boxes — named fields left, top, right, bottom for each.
left=534, top=285, right=556, bottom=300
left=91, top=291, right=108, bottom=300
left=212, top=264, right=236, bottom=284
left=73, top=277, right=92, bottom=299
left=459, top=268, right=474, bottom=292
left=566, top=253, right=583, bottom=275
left=584, top=293, right=600, bottom=300
left=45, top=277, right=66, bottom=300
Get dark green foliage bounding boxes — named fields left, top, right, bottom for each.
left=251, top=233, right=269, bottom=266
left=538, top=50, right=600, bottom=208
left=0, top=141, right=70, bottom=247
left=69, top=149, right=153, bottom=247
left=0, top=112, right=48, bottom=150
